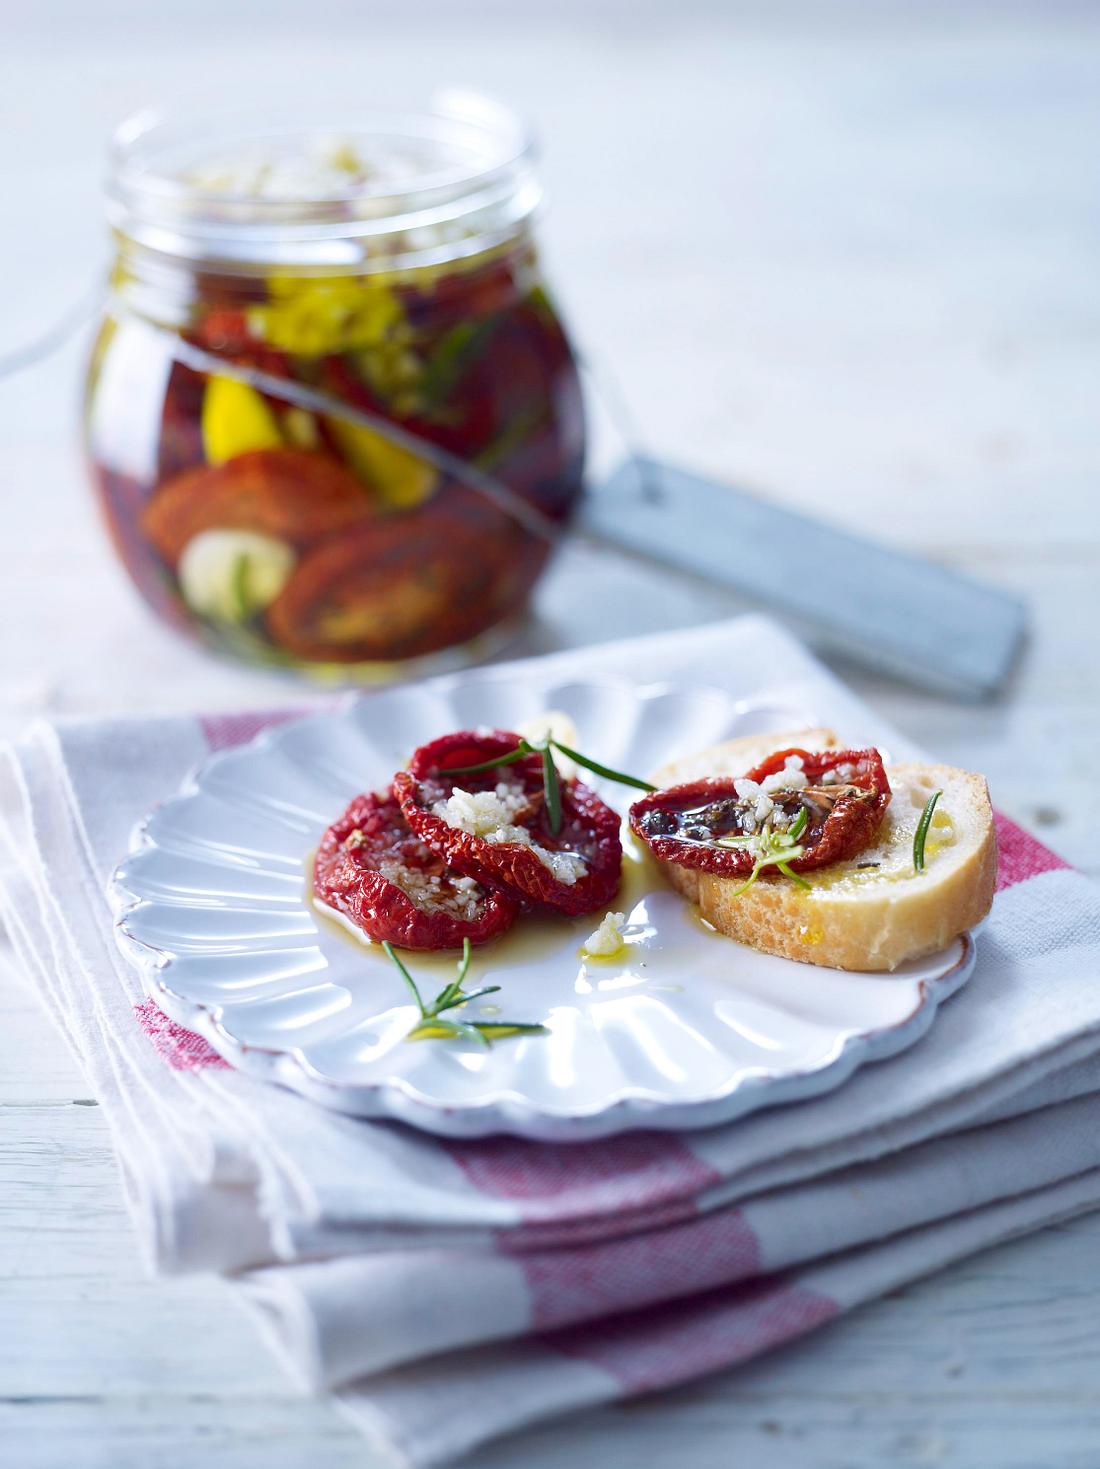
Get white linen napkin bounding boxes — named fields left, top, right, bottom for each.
left=3, top=614, right=1098, bottom=1466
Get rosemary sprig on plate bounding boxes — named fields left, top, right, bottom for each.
left=913, top=790, right=943, bottom=872
left=382, top=938, right=548, bottom=1048
left=716, top=804, right=812, bottom=897
left=444, top=738, right=655, bottom=838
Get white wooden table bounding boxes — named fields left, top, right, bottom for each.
left=2, top=4, right=1098, bottom=1465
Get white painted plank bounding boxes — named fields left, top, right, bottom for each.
left=0, top=1400, right=369, bottom=1469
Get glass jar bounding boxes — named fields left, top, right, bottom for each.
left=85, top=94, right=585, bottom=676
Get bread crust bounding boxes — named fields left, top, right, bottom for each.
left=650, top=727, right=841, bottom=789
left=647, top=737, right=997, bottom=972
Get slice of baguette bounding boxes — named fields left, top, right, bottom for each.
left=648, top=733, right=997, bottom=972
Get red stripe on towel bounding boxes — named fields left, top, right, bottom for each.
left=994, top=811, right=1069, bottom=891
left=544, top=1272, right=838, bottom=1392
left=446, top=1133, right=719, bottom=1223
left=513, top=1207, right=762, bottom=1331
left=497, top=1196, right=705, bottom=1252
left=133, top=999, right=229, bottom=1070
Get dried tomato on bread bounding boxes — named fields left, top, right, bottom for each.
left=630, top=747, right=891, bottom=876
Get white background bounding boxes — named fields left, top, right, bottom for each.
left=2, top=3, right=1098, bottom=1465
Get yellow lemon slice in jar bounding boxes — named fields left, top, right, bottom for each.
left=325, top=418, right=438, bottom=509
left=201, top=377, right=283, bottom=465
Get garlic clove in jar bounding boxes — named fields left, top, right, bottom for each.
left=178, top=528, right=296, bottom=623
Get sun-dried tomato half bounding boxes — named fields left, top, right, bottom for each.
left=263, top=504, right=513, bottom=664
left=142, top=448, right=373, bottom=569
left=629, top=747, right=891, bottom=876
left=313, top=790, right=516, bottom=950
left=393, top=730, right=623, bottom=916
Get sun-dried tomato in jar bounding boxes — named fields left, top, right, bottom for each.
left=85, top=98, right=585, bottom=674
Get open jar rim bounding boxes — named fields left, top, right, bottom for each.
left=106, top=90, right=542, bottom=273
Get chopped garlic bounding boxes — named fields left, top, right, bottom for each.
left=377, top=861, right=485, bottom=921
left=186, top=135, right=452, bottom=201
left=732, top=756, right=808, bottom=831
left=432, top=781, right=588, bottom=886
left=762, top=755, right=808, bottom=794
left=431, top=783, right=530, bottom=838
left=538, top=849, right=589, bottom=886
left=515, top=710, right=579, bottom=777
left=583, top=912, right=627, bottom=957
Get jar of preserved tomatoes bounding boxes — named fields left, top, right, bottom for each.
left=85, top=95, right=585, bottom=675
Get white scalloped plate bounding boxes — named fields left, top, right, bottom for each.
left=109, top=676, right=974, bottom=1140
